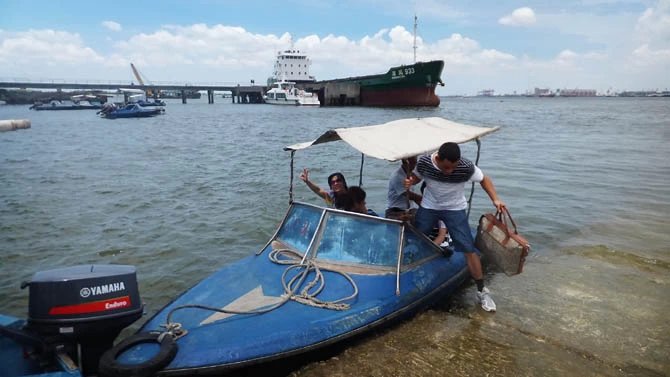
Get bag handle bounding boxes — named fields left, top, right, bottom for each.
left=496, top=207, right=519, bottom=235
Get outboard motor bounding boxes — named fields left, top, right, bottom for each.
left=20, top=265, right=143, bottom=375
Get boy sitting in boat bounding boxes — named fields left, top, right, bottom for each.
left=340, top=186, right=379, bottom=216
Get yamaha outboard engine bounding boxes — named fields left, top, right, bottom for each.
left=20, top=265, right=143, bottom=375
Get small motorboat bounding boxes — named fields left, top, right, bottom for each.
left=0, top=117, right=500, bottom=377
left=99, top=103, right=164, bottom=119
left=100, top=117, right=499, bottom=376
left=264, top=79, right=320, bottom=106
left=30, top=99, right=102, bottom=111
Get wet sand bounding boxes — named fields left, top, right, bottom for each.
left=290, top=248, right=670, bottom=377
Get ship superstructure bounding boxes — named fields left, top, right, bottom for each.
left=271, top=49, right=316, bottom=84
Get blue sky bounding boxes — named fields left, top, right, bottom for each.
left=1, top=0, right=668, bottom=95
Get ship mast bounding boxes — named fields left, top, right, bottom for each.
left=413, top=14, right=417, bottom=63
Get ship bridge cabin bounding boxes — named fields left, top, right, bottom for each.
left=273, top=49, right=316, bottom=84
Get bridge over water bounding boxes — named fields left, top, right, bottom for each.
left=0, top=78, right=268, bottom=104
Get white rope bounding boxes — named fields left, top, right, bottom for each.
left=270, top=248, right=359, bottom=310
left=165, top=247, right=359, bottom=329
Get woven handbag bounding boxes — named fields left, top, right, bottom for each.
left=475, top=208, right=530, bottom=276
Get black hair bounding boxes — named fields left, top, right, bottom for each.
left=327, top=172, right=348, bottom=190
left=340, top=186, right=366, bottom=212
left=347, top=186, right=366, bottom=203
left=437, top=142, right=460, bottom=162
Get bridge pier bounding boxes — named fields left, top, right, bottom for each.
left=207, top=90, right=214, bottom=104
left=181, top=90, right=187, bottom=104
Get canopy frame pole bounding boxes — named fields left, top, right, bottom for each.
left=466, top=138, right=482, bottom=220
left=358, top=154, right=365, bottom=186
left=396, top=226, right=406, bottom=295
left=289, top=150, right=295, bottom=204
left=403, top=159, right=411, bottom=210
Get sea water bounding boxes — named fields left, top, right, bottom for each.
left=1, top=97, right=668, bottom=376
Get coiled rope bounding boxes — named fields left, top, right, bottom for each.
left=164, top=248, right=359, bottom=329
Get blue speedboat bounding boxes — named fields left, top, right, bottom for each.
left=0, top=117, right=499, bottom=376
left=99, top=103, right=163, bottom=119
left=111, top=202, right=471, bottom=376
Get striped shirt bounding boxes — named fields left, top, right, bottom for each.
left=414, top=153, right=483, bottom=210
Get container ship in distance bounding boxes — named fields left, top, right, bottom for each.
left=322, top=60, right=445, bottom=107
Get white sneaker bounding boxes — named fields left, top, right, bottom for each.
left=476, top=287, right=497, bottom=312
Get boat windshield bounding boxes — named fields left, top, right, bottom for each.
left=275, top=202, right=434, bottom=268
left=314, top=211, right=400, bottom=266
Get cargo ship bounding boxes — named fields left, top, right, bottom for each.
left=319, top=60, right=444, bottom=107
left=269, top=49, right=444, bottom=107
left=270, top=19, right=444, bottom=107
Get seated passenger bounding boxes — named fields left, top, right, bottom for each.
left=431, top=220, right=452, bottom=247
left=342, top=186, right=379, bottom=216
left=299, top=169, right=348, bottom=209
left=385, top=156, right=422, bottom=220
left=420, top=182, right=451, bottom=248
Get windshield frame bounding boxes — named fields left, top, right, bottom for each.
left=262, top=202, right=445, bottom=285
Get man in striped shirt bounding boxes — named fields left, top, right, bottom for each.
left=404, top=142, right=506, bottom=312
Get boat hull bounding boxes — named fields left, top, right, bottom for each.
left=104, top=111, right=161, bottom=119
left=125, top=242, right=469, bottom=375
left=30, top=103, right=102, bottom=111
left=265, top=98, right=319, bottom=106
left=316, top=60, right=444, bottom=107
left=361, top=86, right=440, bottom=107
left=102, top=107, right=163, bottom=119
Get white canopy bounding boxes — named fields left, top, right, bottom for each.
left=284, top=117, right=500, bottom=161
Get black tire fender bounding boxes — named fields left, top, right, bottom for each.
left=98, top=331, right=177, bottom=377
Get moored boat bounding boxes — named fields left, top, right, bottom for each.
left=264, top=79, right=320, bottom=106
left=99, top=103, right=164, bottom=119
left=30, top=99, right=103, bottom=111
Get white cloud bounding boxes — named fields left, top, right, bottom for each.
left=499, top=7, right=537, bottom=27
left=102, top=21, right=122, bottom=32
left=630, top=43, right=670, bottom=66
left=0, top=29, right=103, bottom=65
left=0, top=14, right=668, bottom=95
left=634, top=0, right=670, bottom=48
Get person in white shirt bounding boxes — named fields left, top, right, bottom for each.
left=404, top=142, right=506, bottom=312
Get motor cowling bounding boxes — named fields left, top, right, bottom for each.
left=22, top=264, right=144, bottom=375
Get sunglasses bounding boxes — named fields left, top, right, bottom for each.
left=330, top=178, right=342, bottom=185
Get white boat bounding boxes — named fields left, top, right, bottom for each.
left=264, top=80, right=320, bottom=106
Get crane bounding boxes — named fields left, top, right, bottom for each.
left=130, top=63, right=157, bottom=97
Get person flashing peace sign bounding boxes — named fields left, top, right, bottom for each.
left=300, top=168, right=348, bottom=209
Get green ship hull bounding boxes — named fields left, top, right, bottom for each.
left=320, top=60, right=444, bottom=107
